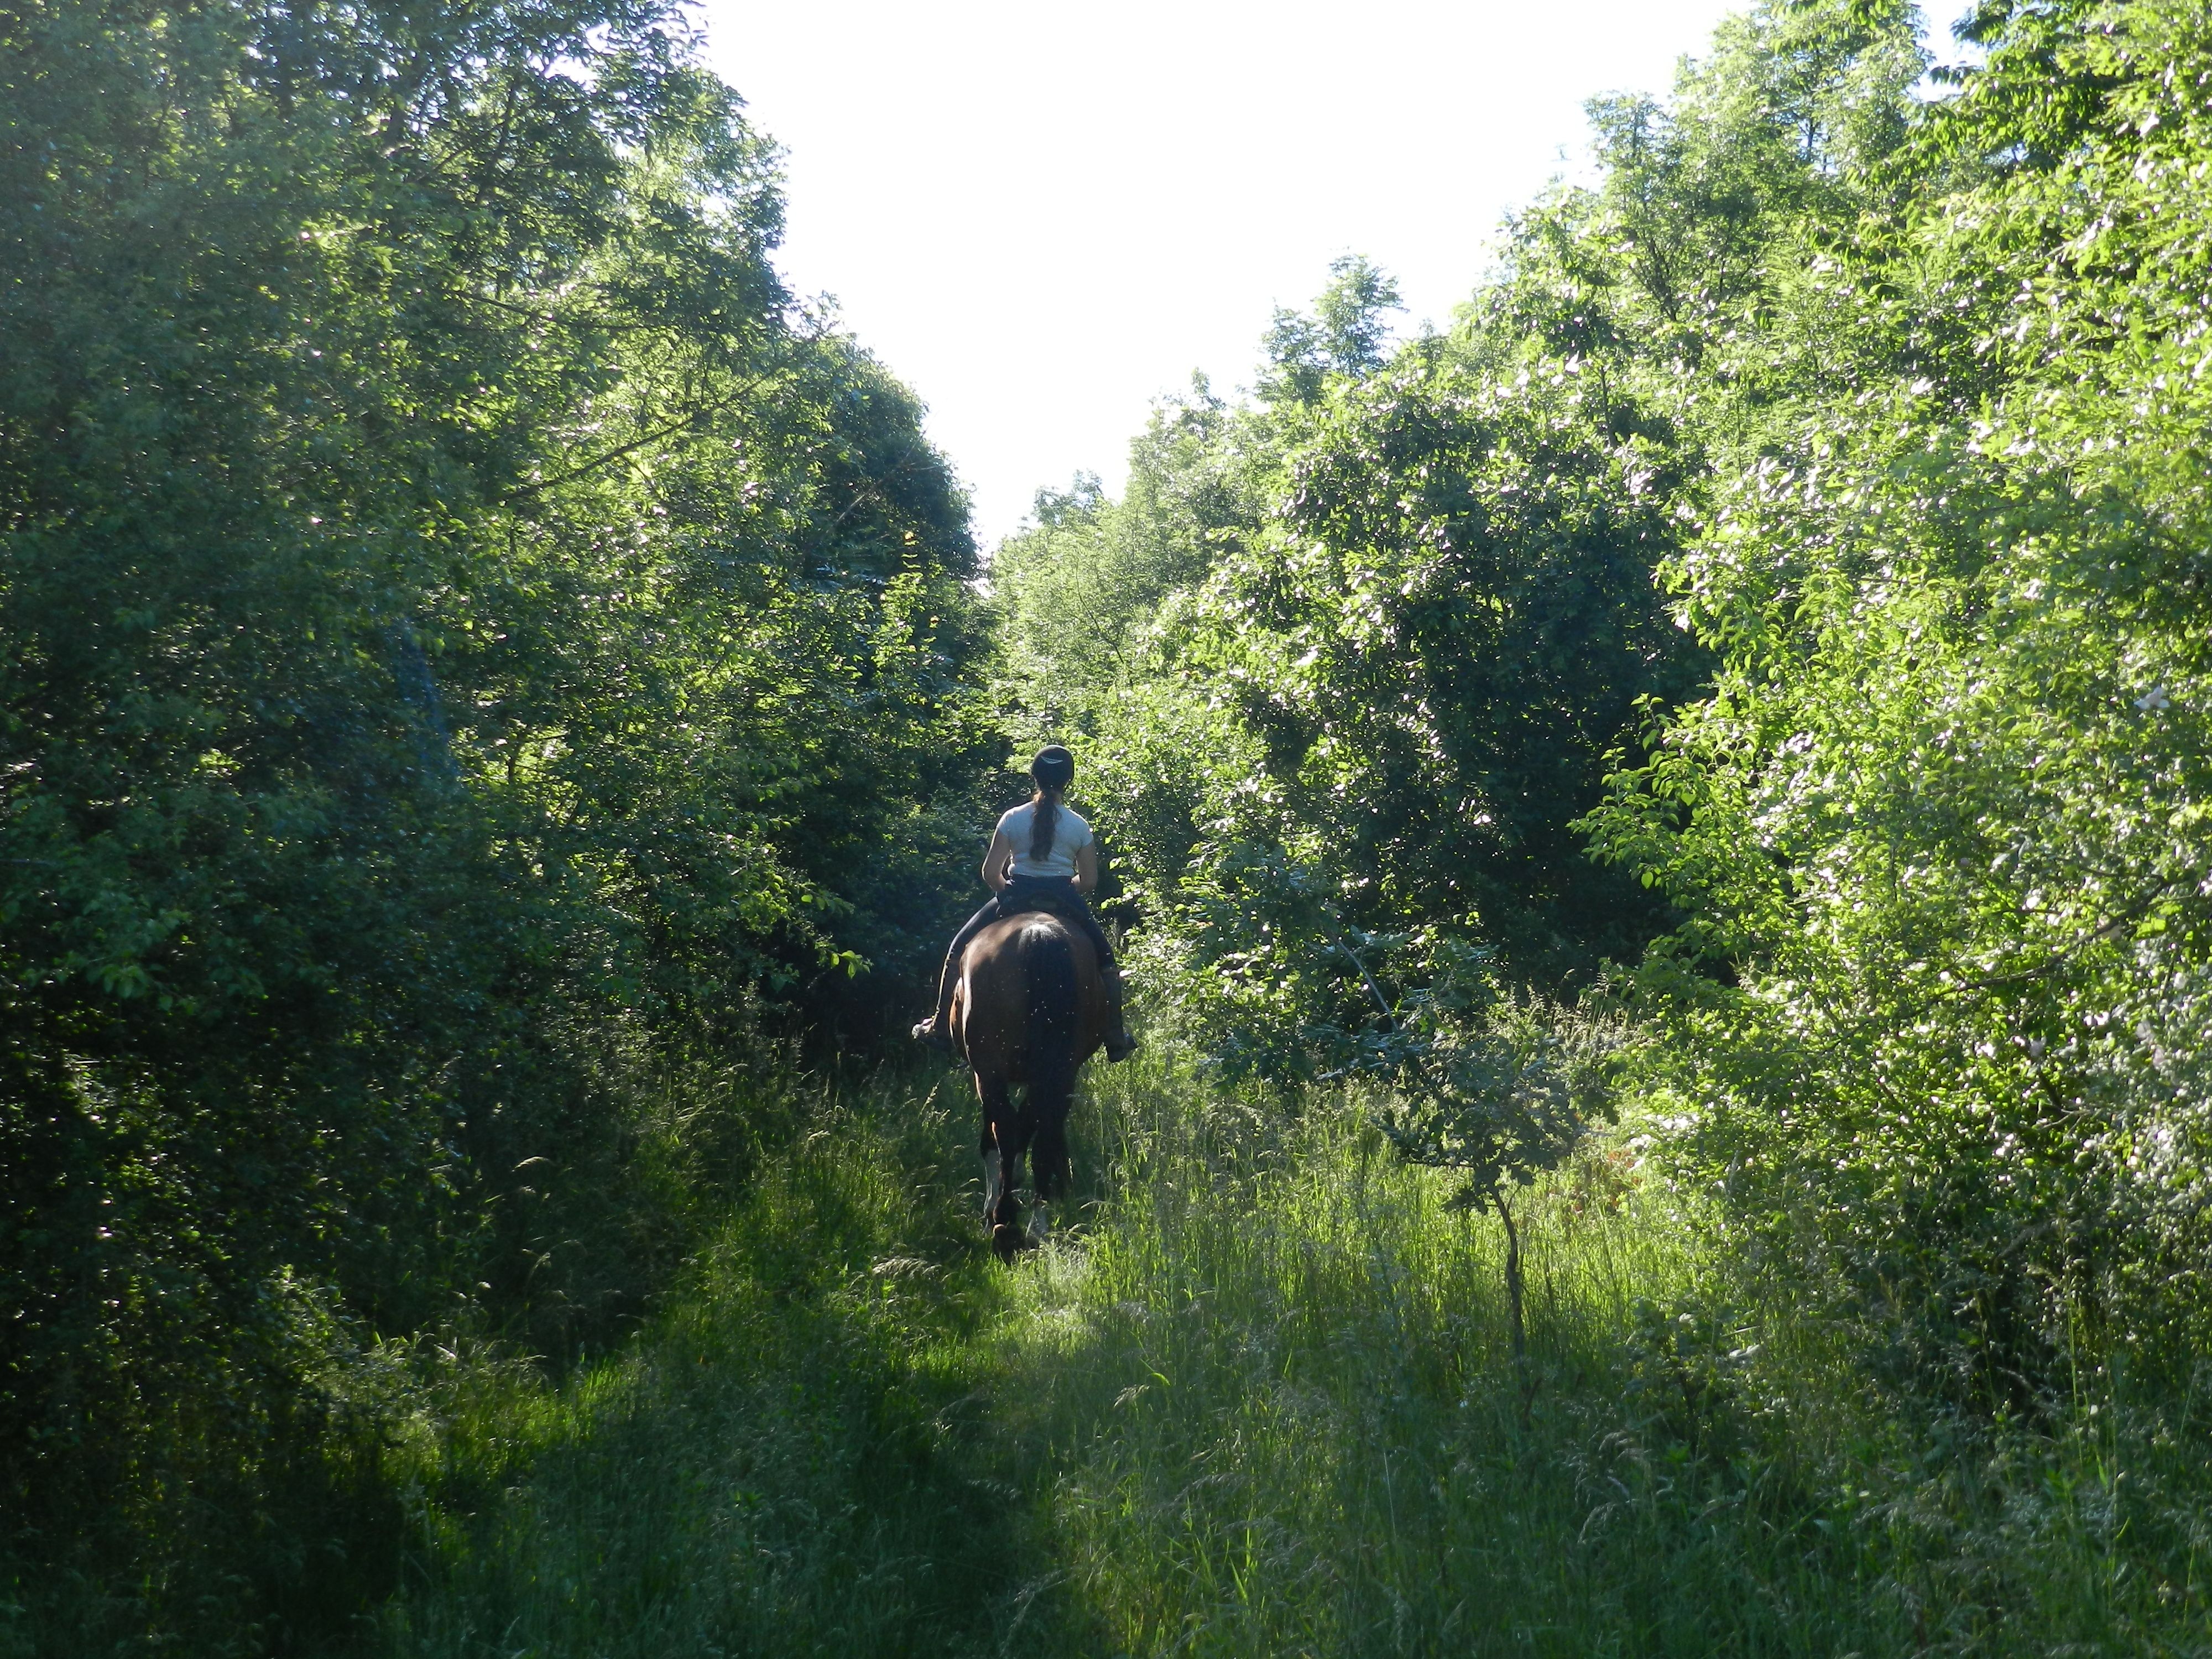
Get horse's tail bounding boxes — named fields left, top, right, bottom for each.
left=1020, top=919, right=1078, bottom=1197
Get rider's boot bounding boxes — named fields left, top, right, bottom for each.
left=1101, top=962, right=1138, bottom=1063
left=911, top=957, right=958, bottom=1054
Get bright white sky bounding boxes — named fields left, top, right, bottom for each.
left=695, top=0, right=1747, bottom=547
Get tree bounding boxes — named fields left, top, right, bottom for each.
left=0, top=0, right=996, bottom=1631
left=1260, top=254, right=1404, bottom=405
left=1581, top=0, right=2212, bottom=1402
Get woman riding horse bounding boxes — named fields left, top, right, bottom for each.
left=912, top=745, right=1136, bottom=1062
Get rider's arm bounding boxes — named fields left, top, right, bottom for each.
left=1073, top=840, right=1098, bottom=896
left=981, top=829, right=1014, bottom=893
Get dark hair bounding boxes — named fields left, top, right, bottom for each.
left=1030, top=746, right=1073, bottom=863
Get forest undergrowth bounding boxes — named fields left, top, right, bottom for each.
left=369, top=1048, right=2207, bottom=1659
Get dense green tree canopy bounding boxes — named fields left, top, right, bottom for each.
left=0, top=0, right=998, bottom=1596
left=996, top=0, right=2212, bottom=1413
left=990, top=8, right=1936, bottom=1062
left=1583, top=0, right=2212, bottom=1399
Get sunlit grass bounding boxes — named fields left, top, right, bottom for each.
left=375, top=1052, right=2212, bottom=1658
left=992, top=1055, right=1886, bottom=1656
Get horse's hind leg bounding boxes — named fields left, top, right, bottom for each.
left=979, top=1131, right=1002, bottom=1218
left=994, top=1126, right=1031, bottom=1261
left=998, top=1100, right=1040, bottom=1262
left=975, top=1073, right=1005, bottom=1220
left=976, top=1074, right=1030, bottom=1260
left=1028, top=1080, right=1074, bottom=1245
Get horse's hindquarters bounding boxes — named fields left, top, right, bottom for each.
left=958, top=911, right=1109, bottom=1255
left=953, top=912, right=1107, bottom=1084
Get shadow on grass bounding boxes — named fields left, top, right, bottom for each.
left=379, top=1070, right=1110, bottom=1659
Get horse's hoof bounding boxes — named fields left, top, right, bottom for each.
left=990, top=1223, right=1022, bottom=1264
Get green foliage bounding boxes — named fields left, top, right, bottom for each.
left=1000, top=0, right=2212, bottom=1445
left=377, top=1073, right=1037, bottom=1659
left=1259, top=253, right=1404, bottom=405
left=0, top=0, right=996, bottom=1635
left=997, top=248, right=1722, bottom=1102
left=1580, top=0, right=2212, bottom=1406
left=1154, top=338, right=1707, bottom=1000
left=998, top=8, right=1940, bottom=1097
left=990, top=380, right=1254, bottom=720
left=15, top=0, right=2212, bottom=1637
left=1376, top=994, right=1623, bottom=1208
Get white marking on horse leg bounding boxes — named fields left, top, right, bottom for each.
left=980, top=1148, right=1002, bottom=1215
left=1028, top=1200, right=1052, bottom=1243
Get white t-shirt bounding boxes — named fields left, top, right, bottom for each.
left=997, top=800, right=1093, bottom=879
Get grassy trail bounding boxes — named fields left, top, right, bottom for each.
left=375, top=1056, right=2179, bottom=1657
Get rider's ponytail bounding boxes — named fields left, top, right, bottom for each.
left=1029, top=745, right=1075, bottom=865
left=1031, top=787, right=1060, bottom=864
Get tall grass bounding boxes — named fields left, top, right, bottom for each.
left=374, top=1052, right=2212, bottom=1657
left=377, top=1070, right=1043, bottom=1657
left=1003, top=1060, right=1881, bottom=1656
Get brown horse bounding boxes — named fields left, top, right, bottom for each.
left=950, top=909, right=1111, bottom=1261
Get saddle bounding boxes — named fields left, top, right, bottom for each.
left=992, top=879, right=1087, bottom=927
